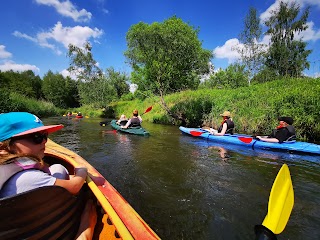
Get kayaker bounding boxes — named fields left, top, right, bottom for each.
left=205, top=111, right=235, bottom=136
left=0, top=112, right=96, bottom=240
left=121, top=109, right=142, bottom=129
left=116, top=114, right=128, bottom=126
left=256, top=116, right=296, bottom=143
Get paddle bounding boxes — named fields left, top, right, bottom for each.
left=100, top=121, right=108, bottom=126
left=141, top=106, right=153, bottom=116
left=190, top=130, right=205, bottom=137
left=255, top=164, right=294, bottom=239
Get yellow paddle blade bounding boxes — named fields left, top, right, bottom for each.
left=262, top=164, right=294, bottom=234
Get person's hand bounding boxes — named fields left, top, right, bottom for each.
left=75, top=167, right=88, bottom=178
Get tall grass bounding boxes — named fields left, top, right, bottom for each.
left=111, top=78, right=320, bottom=141
left=0, top=92, right=62, bottom=117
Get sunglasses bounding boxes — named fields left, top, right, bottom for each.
left=12, top=132, right=48, bottom=145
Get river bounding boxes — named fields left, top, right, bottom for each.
left=44, top=116, right=320, bottom=240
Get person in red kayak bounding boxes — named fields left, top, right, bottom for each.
left=256, top=116, right=296, bottom=143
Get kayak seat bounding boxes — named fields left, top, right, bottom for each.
left=225, top=128, right=234, bottom=135
left=284, top=135, right=297, bottom=142
left=0, top=186, right=85, bottom=240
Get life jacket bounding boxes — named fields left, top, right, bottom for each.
left=0, top=157, right=50, bottom=190
left=218, top=119, right=235, bottom=134
left=129, top=117, right=141, bottom=127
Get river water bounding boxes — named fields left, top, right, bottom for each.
left=45, top=116, right=320, bottom=240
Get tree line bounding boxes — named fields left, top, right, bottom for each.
left=0, top=1, right=315, bottom=119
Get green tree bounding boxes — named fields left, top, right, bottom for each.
left=42, top=71, right=79, bottom=108
left=201, top=63, right=249, bottom=89
left=105, top=67, right=130, bottom=99
left=1, top=70, right=42, bottom=99
left=264, top=1, right=311, bottom=77
left=124, top=16, right=212, bottom=120
left=236, top=7, right=266, bottom=84
left=67, top=42, right=107, bottom=107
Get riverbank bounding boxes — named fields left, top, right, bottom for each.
left=108, top=78, right=320, bottom=141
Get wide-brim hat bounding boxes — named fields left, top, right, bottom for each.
left=278, top=116, right=294, bottom=125
left=0, top=112, right=63, bottom=141
left=220, top=111, right=231, bottom=117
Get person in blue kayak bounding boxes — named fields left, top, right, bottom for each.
left=121, top=109, right=142, bottom=129
left=204, top=111, right=235, bottom=136
left=256, top=116, right=296, bottom=143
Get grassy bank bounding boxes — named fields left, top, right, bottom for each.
left=110, top=78, right=320, bottom=141
left=0, top=92, right=63, bottom=117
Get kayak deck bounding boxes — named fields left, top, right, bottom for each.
left=0, top=139, right=160, bottom=240
left=110, top=120, right=150, bottom=136
left=179, top=126, right=320, bottom=155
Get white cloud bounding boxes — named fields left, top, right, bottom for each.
left=260, top=0, right=320, bottom=23
left=35, top=0, right=92, bottom=22
left=0, top=45, right=12, bottom=59
left=213, top=38, right=241, bottom=63
left=0, top=60, right=39, bottom=73
left=129, top=83, right=138, bottom=93
left=297, top=21, right=320, bottom=41
left=13, top=22, right=103, bottom=54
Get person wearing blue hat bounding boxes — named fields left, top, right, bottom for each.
left=256, top=116, right=296, bottom=143
left=0, top=112, right=97, bottom=239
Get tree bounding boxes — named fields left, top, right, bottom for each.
left=0, top=70, right=42, bottom=99
left=105, top=67, right=130, bottom=99
left=67, top=42, right=106, bottom=107
left=124, top=16, right=213, bottom=121
left=42, top=71, right=79, bottom=108
left=201, top=63, right=249, bottom=89
left=264, top=1, right=311, bottom=77
left=236, top=7, right=266, bottom=84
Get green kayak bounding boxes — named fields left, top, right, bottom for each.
left=110, top=120, right=150, bottom=136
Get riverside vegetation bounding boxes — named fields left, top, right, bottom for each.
left=109, top=77, right=320, bottom=142
left=1, top=77, right=320, bottom=142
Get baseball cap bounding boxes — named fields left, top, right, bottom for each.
left=278, top=116, right=294, bottom=125
left=0, top=112, right=63, bottom=142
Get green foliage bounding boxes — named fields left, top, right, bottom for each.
left=0, top=70, right=42, bottom=99
left=125, top=16, right=213, bottom=96
left=264, top=1, right=311, bottom=77
left=105, top=67, right=130, bottom=98
left=201, top=63, right=249, bottom=89
left=110, top=78, right=320, bottom=141
left=237, top=7, right=266, bottom=82
left=42, top=71, right=79, bottom=108
left=0, top=92, right=61, bottom=117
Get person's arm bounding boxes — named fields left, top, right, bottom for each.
left=54, top=167, right=87, bottom=195
left=256, top=136, right=279, bottom=143
left=214, top=123, right=227, bottom=136
left=121, top=119, right=131, bottom=129
left=138, top=116, right=142, bottom=122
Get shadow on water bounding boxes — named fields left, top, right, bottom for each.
left=45, top=116, right=320, bottom=240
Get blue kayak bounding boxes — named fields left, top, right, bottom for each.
left=179, top=126, right=320, bottom=155
left=111, top=120, right=149, bottom=136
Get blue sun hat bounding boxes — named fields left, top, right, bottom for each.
left=0, top=112, right=63, bottom=142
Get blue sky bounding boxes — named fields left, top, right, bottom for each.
left=0, top=0, right=319, bottom=79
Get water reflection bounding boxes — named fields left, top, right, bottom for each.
left=43, top=117, right=320, bottom=240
